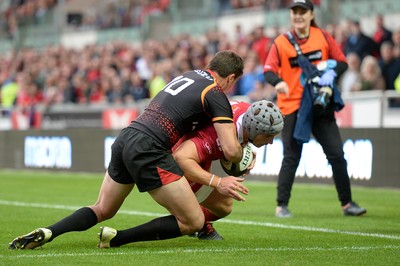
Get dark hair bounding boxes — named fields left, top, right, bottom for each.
left=311, top=18, right=318, bottom=28
left=207, top=50, right=244, bottom=79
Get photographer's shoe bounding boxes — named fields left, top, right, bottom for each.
left=275, top=206, right=292, bottom=218
left=343, top=201, right=367, bottom=216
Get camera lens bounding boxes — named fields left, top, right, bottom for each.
left=313, top=87, right=332, bottom=109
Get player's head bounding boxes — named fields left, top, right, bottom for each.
left=207, top=50, right=244, bottom=80
left=242, top=100, right=284, bottom=147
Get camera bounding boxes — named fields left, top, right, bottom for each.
left=313, top=86, right=332, bottom=109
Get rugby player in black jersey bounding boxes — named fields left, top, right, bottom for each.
left=9, top=51, right=248, bottom=249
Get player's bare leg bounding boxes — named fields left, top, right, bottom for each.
left=202, top=189, right=233, bottom=218
left=90, top=171, right=135, bottom=222
left=10, top=171, right=134, bottom=250
left=99, top=177, right=205, bottom=247
left=150, top=177, right=205, bottom=234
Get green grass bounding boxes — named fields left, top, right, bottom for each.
left=0, top=170, right=399, bottom=265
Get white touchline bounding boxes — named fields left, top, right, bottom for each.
left=2, top=246, right=400, bottom=259
left=1, top=200, right=400, bottom=240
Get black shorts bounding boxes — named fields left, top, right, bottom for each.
left=107, top=127, right=184, bottom=192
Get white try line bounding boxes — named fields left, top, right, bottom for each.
left=1, top=200, right=400, bottom=241
left=2, top=245, right=400, bottom=259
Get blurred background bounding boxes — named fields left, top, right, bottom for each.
left=0, top=0, right=399, bottom=188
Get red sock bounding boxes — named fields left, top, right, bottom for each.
left=201, top=206, right=221, bottom=222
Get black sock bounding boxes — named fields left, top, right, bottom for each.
left=47, top=207, right=98, bottom=242
left=111, top=215, right=182, bottom=247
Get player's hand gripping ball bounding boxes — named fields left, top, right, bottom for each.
left=220, top=144, right=253, bottom=177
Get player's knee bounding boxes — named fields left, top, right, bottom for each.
left=181, top=214, right=204, bottom=234
left=186, top=221, right=204, bottom=234
left=211, top=203, right=232, bottom=218
left=100, top=210, right=116, bottom=221
left=219, top=204, right=233, bottom=218
left=91, top=204, right=117, bottom=222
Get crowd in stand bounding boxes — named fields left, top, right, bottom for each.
left=1, top=0, right=321, bottom=33
left=1, top=2, right=400, bottom=120
left=0, top=0, right=59, bottom=40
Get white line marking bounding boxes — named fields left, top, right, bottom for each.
left=1, top=200, right=400, bottom=240
left=221, top=219, right=400, bottom=240
left=2, top=245, right=400, bottom=259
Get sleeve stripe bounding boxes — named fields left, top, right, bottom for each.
left=212, top=116, right=234, bottom=123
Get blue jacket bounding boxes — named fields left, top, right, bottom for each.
left=293, top=81, right=344, bottom=144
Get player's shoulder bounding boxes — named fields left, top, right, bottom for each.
left=230, top=100, right=250, bottom=112
left=183, top=70, right=214, bottom=82
left=178, top=70, right=217, bottom=95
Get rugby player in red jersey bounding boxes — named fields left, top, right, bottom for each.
left=173, top=100, right=284, bottom=240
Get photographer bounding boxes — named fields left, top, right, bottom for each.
left=263, top=0, right=366, bottom=218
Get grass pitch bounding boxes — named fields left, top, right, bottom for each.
left=0, top=170, right=399, bottom=265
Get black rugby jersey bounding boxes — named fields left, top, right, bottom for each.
left=130, top=70, right=234, bottom=149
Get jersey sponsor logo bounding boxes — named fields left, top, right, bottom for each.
left=204, top=141, right=212, bottom=155
left=289, top=50, right=323, bottom=68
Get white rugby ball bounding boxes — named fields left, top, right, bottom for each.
left=220, top=144, right=253, bottom=177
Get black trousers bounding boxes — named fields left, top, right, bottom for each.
left=277, top=110, right=352, bottom=207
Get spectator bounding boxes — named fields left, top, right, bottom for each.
left=42, top=75, right=66, bottom=107
left=250, top=25, right=271, bottom=64
left=392, top=29, right=400, bottom=59
left=122, top=72, right=149, bottom=102
left=394, top=45, right=400, bottom=60
left=339, top=52, right=361, bottom=95
left=372, top=14, right=392, bottom=55
left=247, top=81, right=276, bottom=103
left=235, top=52, right=264, bottom=97
left=70, top=74, right=90, bottom=104
left=333, top=23, right=348, bottom=51
left=378, top=41, right=400, bottom=107
left=15, top=74, right=43, bottom=108
left=353, top=55, right=385, bottom=91
left=344, top=20, right=378, bottom=60
left=135, top=46, right=154, bottom=85
left=148, top=60, right=168, bottom=98
left=15, top=75, right=43, bottom=128
left=105, top=76, right=123, bottom=104
left=149, top=59, right=174, bottom=99
left=0, top=75, right=19, bottom=112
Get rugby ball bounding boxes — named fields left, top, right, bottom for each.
left=220, top=144, right=253, bottom=177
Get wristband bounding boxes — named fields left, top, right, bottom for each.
left=208, top=174, right=215, bottom=187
